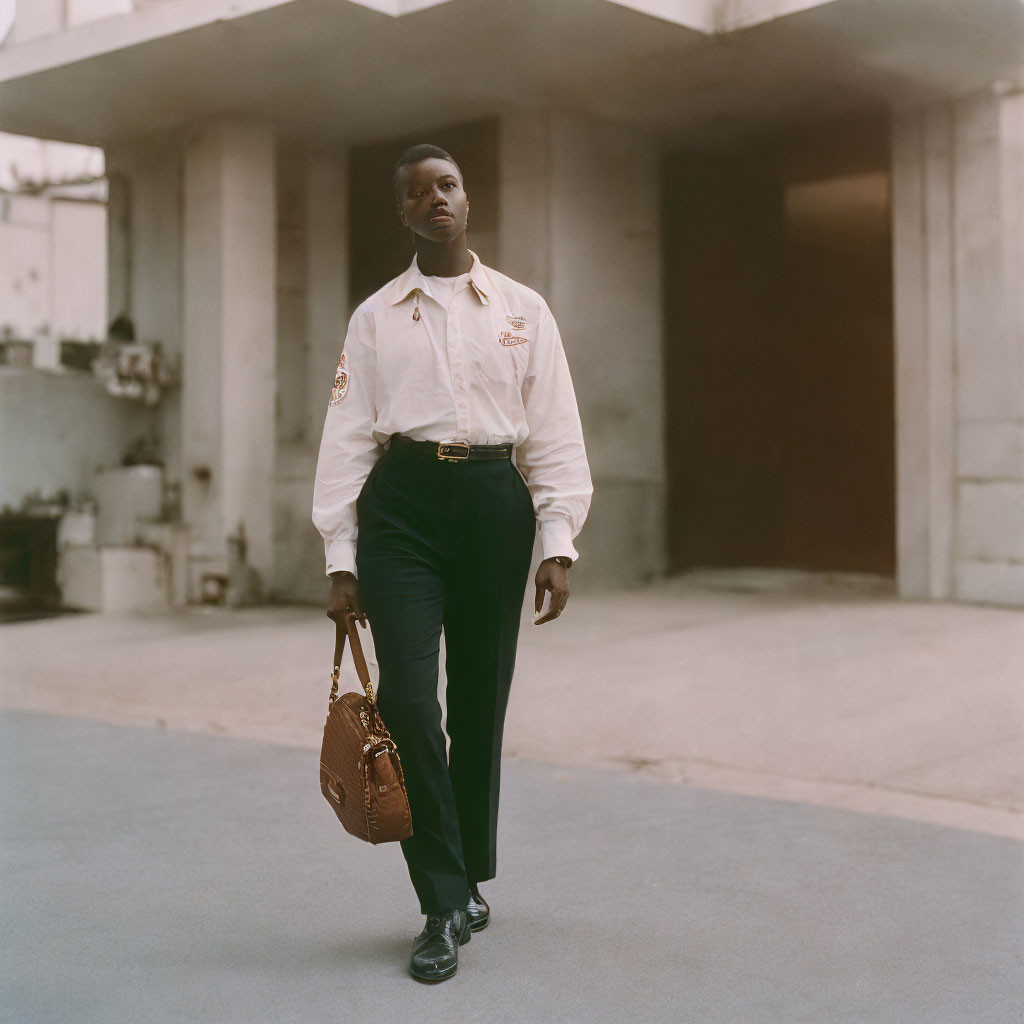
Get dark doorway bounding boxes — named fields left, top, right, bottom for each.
left=662, top=122, right=895, bottom=575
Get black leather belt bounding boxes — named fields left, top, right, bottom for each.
left=389, top=434, right=514, bottom=462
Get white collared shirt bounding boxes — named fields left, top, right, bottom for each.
left=312, top=250, right=593, bottom=577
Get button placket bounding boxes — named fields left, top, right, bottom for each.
left=448, top=296, right=470, bottom=438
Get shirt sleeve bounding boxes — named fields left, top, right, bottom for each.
left=516, top=301, right=593, bottom=562
left=312, top=309, right=383, bottom=578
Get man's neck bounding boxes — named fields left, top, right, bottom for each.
left=413, top=237, right=473, bottom=278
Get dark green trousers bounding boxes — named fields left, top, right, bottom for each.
left=355, top=442, right=536, bottom=914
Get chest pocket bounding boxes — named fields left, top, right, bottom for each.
left=473, top=309, right=532, bottom=392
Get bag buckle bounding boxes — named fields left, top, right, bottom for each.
left=437, top=442, right=470, bottom=462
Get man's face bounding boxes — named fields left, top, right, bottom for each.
left=396, top=158, right=469, bottom=242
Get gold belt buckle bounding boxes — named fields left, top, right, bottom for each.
left=437, top=442, right=470, bottom=462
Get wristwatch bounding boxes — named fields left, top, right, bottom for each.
left=552, top=556, right=573, bottom=569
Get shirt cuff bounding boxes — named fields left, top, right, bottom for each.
left=539, top=518, right=579, bottom=563
left=325, top=537, right=358, bottom=578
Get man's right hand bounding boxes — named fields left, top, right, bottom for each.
left=328, top=572, right=367, bottom=626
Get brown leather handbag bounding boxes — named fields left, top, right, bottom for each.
left=319, top=612, right=413, bottom=844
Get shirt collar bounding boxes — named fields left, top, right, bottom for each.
left=388, top=249, right=491, bottom=307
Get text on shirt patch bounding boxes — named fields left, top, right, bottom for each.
left=498, top=332, right=529, bottom=347
left=329, top=354, right=349, bottom=405
left=506, top=315, right=527, bottom=330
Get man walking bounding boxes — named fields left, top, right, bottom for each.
left=312, top=144, right=592, bottom=981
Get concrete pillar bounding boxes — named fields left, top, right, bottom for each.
left=182, top=120, right=277, bottom=593
left=499, top=112, right=666, bottom=586
left=892, top=89, right=1024, bottom=607
left=106, top=169, right=131, bottom=328
left=892, top=108, right=957, bottom=600
left=270, top=150, right=349, bottom=604
left=106, top=138, right=184, bottom=484
left=305, top=154, right=349, bottom=449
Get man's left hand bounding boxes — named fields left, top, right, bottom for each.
left=534, top=558, right=570, bottom=625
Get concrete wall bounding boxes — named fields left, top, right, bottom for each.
left=499, top=111, right=666, bottom=587
left=0, top=366, right=156, bottom=509
left=893, top=88, right=1024, bottom=606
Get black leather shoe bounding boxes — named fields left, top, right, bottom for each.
left=409, top=909, right=471, bottom=982
left=466, top=883, right=490, bottom=932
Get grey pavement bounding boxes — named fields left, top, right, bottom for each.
left=2, top=573, right=1024, bottom=1022
left=2, top=708, right=1023, bottom=1024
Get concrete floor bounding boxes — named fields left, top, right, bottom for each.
left=2, top=572, right=1023, bottom=1021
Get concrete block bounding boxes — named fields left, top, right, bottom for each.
left=97, top=547, right=170, bottom=612
left=137, top=522, right=190, bottom=607
left=957, top=421, right=1024, bottom=480
left=958, top=481, right=1024, bottom=561
left=59, top=545, right=103, bottom=610
left=60, top=544, right=170, bottom=612
left=57, top=511, right=97, bottom=548
left=95, top=465, right=163, bottom=545
left=954, top=558, right=1024, bottom=607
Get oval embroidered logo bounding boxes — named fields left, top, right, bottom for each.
left=498, top=332, right=529, bottom=347
left=506, top=315, right=527, bottom=330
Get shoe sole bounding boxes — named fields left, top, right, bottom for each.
left=409, top=921, right=471, bottom=983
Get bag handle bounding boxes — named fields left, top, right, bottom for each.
left=329, top=611, right=376, bottom=709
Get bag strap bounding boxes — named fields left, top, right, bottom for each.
left=329, top=611, right=377, bottom=709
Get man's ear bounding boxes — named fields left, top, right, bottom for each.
left=396, top=203, right=408, bottom=228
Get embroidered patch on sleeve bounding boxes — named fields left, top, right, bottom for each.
left=329, top=354, right=349, bottom=405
